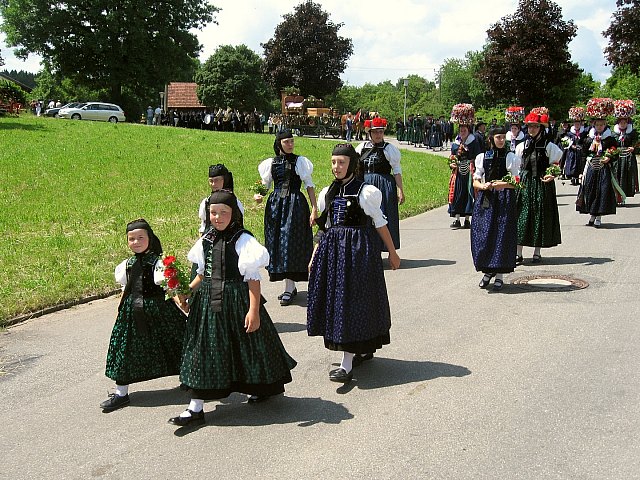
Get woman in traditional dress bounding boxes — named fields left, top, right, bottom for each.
left=577, top=98, right=619, bottom=227
left=448, top=104, right=481, bottom=229
left=515, top=107, right=563, bottom=263
left=170, top=190, right=296, bottom=427
left=429, top=118, right=444, bottom=151
left=563, top=107, right=588, bottom=186
left=257, top=130, right=317, bottom=305
left=505, top=106, right=525, bottom=153
left=612, top=100, right=638, bottom=204
left=307, top=144, right=400, bottom=383
left=355, top=117, right=405, bottom=250
left=471, top=127, right=520, bottom=291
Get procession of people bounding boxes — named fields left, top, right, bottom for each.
left=99, top=97, right=637, bottom=428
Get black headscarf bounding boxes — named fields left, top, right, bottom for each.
left=316, top=143, right=360, bottom=231
left=208, top=163, right=234, bottom=190
left=125, top=218, right=162, bottom=255
left=273, top=129, right=294, bottom=156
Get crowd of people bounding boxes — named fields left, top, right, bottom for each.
left=145, top=107, right=268, bottom=133
left=98, top=97, right=637, bottom=427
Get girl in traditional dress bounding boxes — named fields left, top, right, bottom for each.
left=101, top=219, right=186, bottom=412
left=170, top=190, right=297, bottom=427
left=256, top=131, right=317, bottom=306
left=355, top=117, right=405, bottom=250
left=449, top=104, right=481, bottom=229
left=471, top=127, right=520, bottom=291
left=577, top=98, right=619, bottom=228
left=564, top=107, right=588, bottom=186
left=515, top=108, right=563, bottom=263
left=612, top=100, right=638, bottom=204
left=307, top=144, right=400, bottom=384
left=505, top=106, right=525, bottom=153
left=198, top=164, right=243, bottom=235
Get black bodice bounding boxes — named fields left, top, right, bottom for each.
left=482, top=149, right=509, bottom=182
left=329, top=178, right=369, bottom=227
left=359, top=142, right=392, bottom=175
left=125, top=253, right=164, bottom=298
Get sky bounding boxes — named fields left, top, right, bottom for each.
left=0, top=0, right=617, bottom=86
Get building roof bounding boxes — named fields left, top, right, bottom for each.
left=166, top=82, right=205, bottom=109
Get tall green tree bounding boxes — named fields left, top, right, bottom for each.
left=261, top=1, right=353, bottom=98
left=0, top=0, right=218, bottom=109
left=478, top=0, right=580, bottom=114
left=603, top=0, right=640, bottom=74
left=195, top=45, right=273, bottom=111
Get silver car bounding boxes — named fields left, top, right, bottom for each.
left=58, top=102, right=126, bottom=123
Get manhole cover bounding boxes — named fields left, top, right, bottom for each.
left=511, top=275, right=589, bottom=291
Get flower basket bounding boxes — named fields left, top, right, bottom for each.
left=586, top=98, right=614, bottom=119
left=530, top=107, right=549, bottom=117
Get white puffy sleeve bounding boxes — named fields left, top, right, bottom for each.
left=114, top=260, right=128, bottom=290
left=514, top=142, right=525, bottom=167
left=198, top=197, right=208, bottom=233
left=236, top=233, right=270, bottom=281
left=355, top=142, right=368, bottom=154
left=258, top=158, right=274, bottom=190
left=384, top=143, right=402, bottom=174
left=317, top=186, right=329, bottom=214
left=473, top=153, right=485, bottom=181
left=506, top=152, right=520, bottom=176
left=359, top=185, right=387, bottom=228
left=295, top=156, right=315, bottom=188
left=236, top=198, right=245, bottom=216
left=153, top=258, right=165, bottom=286
left=546, top=142, right=563, bottom=164
left=187, top=238, right=206, bottom=275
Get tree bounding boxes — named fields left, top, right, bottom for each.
left=195, top=45, right=272, bottom=111
left=261, top=1, right=353, bottom=98
left=0, top=0, right=218, bottom=111
left=603, top=0, right=640, bottom=74
left=478, top=0, right=580, bottom=115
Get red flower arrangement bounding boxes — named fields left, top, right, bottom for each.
left=586, top=98, right=614, bottom=119
left=568, top=107, right=585, bottom=122
left=450, top=103, right=475, bottom=125
left=505, top=106, right=525, bottom=124
left=604, top=146, right=621, bottom=160
left=157, top=254, right=191, bottom=299
left=500, top=173, right=524, bottom=190
left=613, top=99, right=636, bottom=119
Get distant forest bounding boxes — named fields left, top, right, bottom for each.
left=1, top=69, right=37, bottom=89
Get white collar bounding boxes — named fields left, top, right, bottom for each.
left=570, top=125, right=584, bottom=135
left=614, top=124, right=632, bottom=135
left=589, top=127, right=612, bottom=140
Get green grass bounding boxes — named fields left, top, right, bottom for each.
left=0, top=116, right=450, bottom=325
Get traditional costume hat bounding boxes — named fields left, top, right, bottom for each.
left=586, top=98, right=614, bottom=119
left=364, top=117, right=388, bottom=130
left=505, top=106, right=525, bottom=124
left=524, top=107, right=549, bottom=127
left=450, top=103, right=475, bottom=125
left=568, top=107, right=585, bottom=122
left=613, top=99, right=636, bottom=119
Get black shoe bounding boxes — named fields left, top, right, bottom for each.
left=100, top=393, right=130, bottom=412
left=277, top=288, right=297, bottom=300
left=168, top=409, right=205, bottom=427
left=352, top=353, right=373, bottom=368
left=515, top=255, right=523, bottom=266
left=450, top=219, right=461, bottom=229
left=478, top=273, right=494, bottom=288
left=587, top=220, right=594, bottom=226
left=492, top=279, right=504, bottom=291
left=463, top=219, right=471, bottom=229
left=532, top=254, right=542, bottom=264
left=329, top=367, right=353, bottom=383
left=280, top=290, right=296, bottom=306
left=247, top=394, right=271, bottom=404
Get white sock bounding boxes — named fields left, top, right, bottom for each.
left=517, top=245, right=523, bottom=256
left=590, top=215, right=596, bottom=222
left=180, top=399, right=204, bottom=417
left=340, top=352, right=355, bottom=373
left=495, top=273, right=504, bottom=281
left=455, top=214, right=460, bottom=221
left=465, top=216, right=470, bottom=221
left=115, top=385, right=129, bottom=397
left=285, top=279, right=295, bottom=293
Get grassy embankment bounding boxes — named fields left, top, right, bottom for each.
left=0, top=115, right=450, bottom=325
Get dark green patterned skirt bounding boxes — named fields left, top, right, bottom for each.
left=516, top=171, right=562, bottom=248
left=105, top=296, right=187, bottom=385
left=180, top=279, right=296, bottom=399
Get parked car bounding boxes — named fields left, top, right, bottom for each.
left=58, top=102, right=126, bottom=123
left=45, top=102, right=86, bottom=117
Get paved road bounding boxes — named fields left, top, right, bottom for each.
left=2, top=150, right=639, bottom=479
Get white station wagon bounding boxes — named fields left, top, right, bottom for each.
left=58, top=102, right=126, bottom=123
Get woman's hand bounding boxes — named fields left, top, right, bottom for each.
left=492, top=181, right=508, bottom=190
left=388, top=251, right=401, bottom=270
left=253, top=193, right=264, bottom=203
left=481, top=182, right=493, bottom=191
left=449, top=162, right=458, bottom=170
left=397, top=188, right=405, bottom=205
left=309, top=206, right=317, bottom=226
left=542, top=174, right=555, bottom=183
left=244, top=310, right=261, bottom=333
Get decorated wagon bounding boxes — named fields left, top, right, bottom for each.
left=279, top=91, right=342, bottom=138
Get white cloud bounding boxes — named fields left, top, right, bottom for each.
left=2, top=0, right=618, bottom=86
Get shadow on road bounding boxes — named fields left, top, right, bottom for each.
left=274, top=322, right=307, bottom=333
left=395, top=258, right=457, bottom=270
left=598, top=222, right=640, bottom=229
left=335, top=358, right=471, bottom=394
left=531, top=255, right=614, bottom=266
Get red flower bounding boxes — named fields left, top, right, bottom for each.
left=164, top=267, right=177, bottom=278
left=167, top=277, right=179, bottom=289
left=515, top=176, right=521, bottom=183
left=162, top=255, right=176, bottom=266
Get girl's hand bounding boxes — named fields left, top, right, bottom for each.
left=542, top=174, right=555, bottom=183
left=244, top=310, right=260, bottom=333
left=601, top=157, right=610, bottom=164
left=397, top=188, right=405, bottom=205
left=309, top=206, right=317, bottom=226
left=253, top=193, right=264, bottom=203
left=449, top=162, right=458, bottom=170
left=388, top=251, right=401, bottom=270
left=627, top=147, right=634, bottom=153
left=482, top=182, right=493, bottom=191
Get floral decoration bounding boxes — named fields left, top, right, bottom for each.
left=586, top=98, right=614, bottom=119
left=157, top=254, right=191, bottom=299
left=505, top=106, right=525, bottom=124
left=499, top=173, right=524, bottom=190
left=568, top=107, right=585, bottom=122
left=613, top=99, right=636, bottom=119
left=450, top=103, right=475, bottom=125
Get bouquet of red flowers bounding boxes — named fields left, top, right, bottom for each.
left=604, top=146, right=621, bottom=160
left=157, top=255, right=191, bottom=299
left=545, top=163, right=562, bottom=176
left=500, top=173, right=524, bottom=190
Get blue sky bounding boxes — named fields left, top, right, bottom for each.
left=1, top=0, right=617, bottom=86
